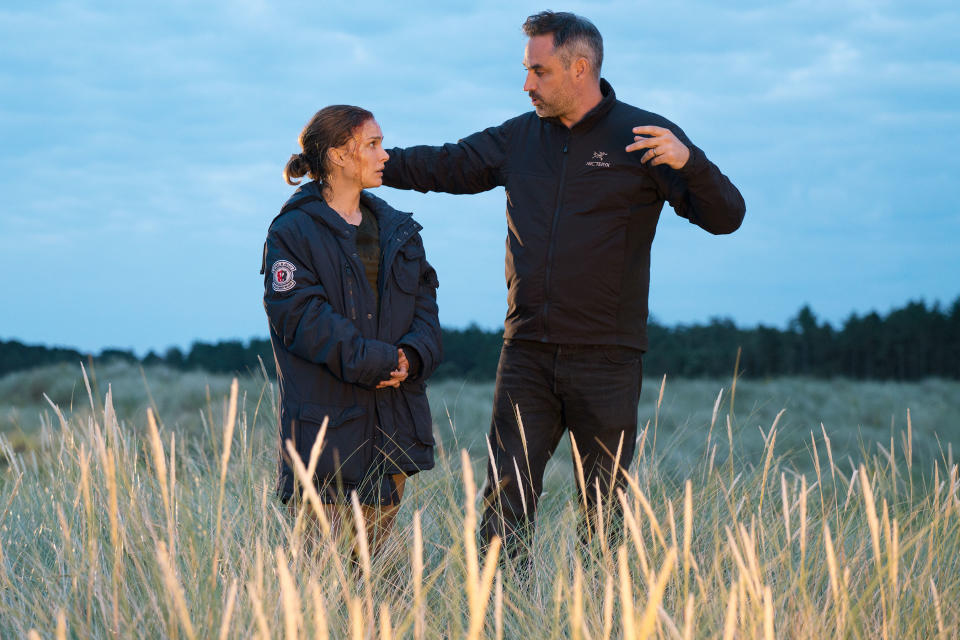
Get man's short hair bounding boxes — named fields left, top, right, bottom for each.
left=522, top=11, right=603, bottom=77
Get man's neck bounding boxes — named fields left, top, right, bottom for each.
left=559, top=81, right=604, bottom=129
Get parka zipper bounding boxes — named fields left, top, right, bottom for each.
left=542, top=134, right=571, bottom=341
left=346, top=267, right=358, bottom=320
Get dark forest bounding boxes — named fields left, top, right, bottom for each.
left=3, top=298, right=958, bottom=381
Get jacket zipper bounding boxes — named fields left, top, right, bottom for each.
left=542, top=134, right=570, bottom=341
left=346, top=269, right=357, bottom=320
left=340, top=228, right=361, bottom=322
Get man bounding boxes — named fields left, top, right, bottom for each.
left=382, top=11, right=745, bottom=560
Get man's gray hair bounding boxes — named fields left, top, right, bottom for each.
left=522, top=11, right=603, bottom=77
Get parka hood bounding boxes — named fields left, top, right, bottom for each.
left=277, top=181, right=418, bottom=238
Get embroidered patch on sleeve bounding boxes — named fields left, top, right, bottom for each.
left=271, top=260, right=297, bottom=292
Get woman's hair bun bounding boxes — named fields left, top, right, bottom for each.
left=283, top=152, right=310, bottom=186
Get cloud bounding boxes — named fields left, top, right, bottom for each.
left=764, top=38, right=861, bottom=101
left=1, top=0, right=959, bottom=351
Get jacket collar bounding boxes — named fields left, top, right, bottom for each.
left=280, top=182, right=420, bottom=251
left=361, top=191, right=423, bottom=269
left=543, top=77, right=616, bottom=132
left=360, top=190, right=419, bottom=243
left=278, top=181, right=345, bottom=234
left=280, top=182, right=414, bottom=235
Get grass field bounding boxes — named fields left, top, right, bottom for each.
left=1, top=362, right=959, bottom=638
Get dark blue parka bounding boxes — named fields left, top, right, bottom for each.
left=262, top=182, right=441, bottom=502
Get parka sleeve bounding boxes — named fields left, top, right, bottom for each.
left=382, top=123, right=510, bottom=195
left=649, top=125, right=746, bottom=235
left=263, top=224, right=398, bottom=388
left=396, top=237, right=442, bottom=381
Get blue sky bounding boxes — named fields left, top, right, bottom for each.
left=1, top=0, right=958, bottom=354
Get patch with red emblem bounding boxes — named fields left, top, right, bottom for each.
left=271, top=260, right=297, bottom=292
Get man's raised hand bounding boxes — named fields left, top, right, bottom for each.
left=625, top=125, right=690, bottom=169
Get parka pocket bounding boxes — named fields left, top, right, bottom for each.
left=299, top=403, right=364, bottom=429
left=392, top=244, right=424, bottom=294
left=400, top=383, right=435, bottom=446
left=294, top=403, right=370, bottom=484
left=377, top=383, right=435, bottom=474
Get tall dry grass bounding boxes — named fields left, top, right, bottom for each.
left=0, top=367, right=958, bottom=638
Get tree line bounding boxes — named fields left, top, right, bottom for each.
left=2, top=297, right=958, bottom=381
left=644, top=298, right=960, bottom=380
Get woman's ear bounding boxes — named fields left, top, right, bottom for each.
left=327, top=146, right=345, bottom=168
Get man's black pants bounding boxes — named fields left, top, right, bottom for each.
left=480, top=339, right=642, bottom=561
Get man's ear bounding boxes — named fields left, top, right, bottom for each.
left=572, top=56, right=589, bottom=80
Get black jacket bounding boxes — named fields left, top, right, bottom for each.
left=383, top=80, right=745, bottom=350
left=262, top=183, right=441, bottom=501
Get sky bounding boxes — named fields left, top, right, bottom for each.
left=1, top=0, right=958, bottom=355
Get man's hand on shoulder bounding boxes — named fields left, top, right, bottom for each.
left=625, top=125, right=690, bottom=170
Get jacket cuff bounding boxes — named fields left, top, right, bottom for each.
left=400, top=343, right=423, bottom=380
left=365, top=339, right=400, bottom=386
left=677, top=144, right=709, bottom=177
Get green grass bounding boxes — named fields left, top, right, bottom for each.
left=1, top=363, right=959, bottom=638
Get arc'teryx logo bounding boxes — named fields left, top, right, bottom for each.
left=586, top=151, right=611, bottom=168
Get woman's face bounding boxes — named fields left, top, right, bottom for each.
left=337, top=119, right=389, bottom=189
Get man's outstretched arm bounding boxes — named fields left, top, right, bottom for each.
left=383, top=123, right=510, bottom=195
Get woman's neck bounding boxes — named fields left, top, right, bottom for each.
left=322, top=176, right=362, bottom=225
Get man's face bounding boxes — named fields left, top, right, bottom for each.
left=523, top=34, right=577, bottom=120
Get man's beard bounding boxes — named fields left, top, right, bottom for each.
left=529, top=91, right=553, bottom=117
left=529, top=89, right=573, bottom=120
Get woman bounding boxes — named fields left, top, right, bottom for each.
left=262, top=105, right=441, bottom=550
